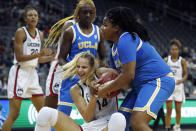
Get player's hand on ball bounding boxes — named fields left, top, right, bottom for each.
left=40, top=48, right=53, bottom=56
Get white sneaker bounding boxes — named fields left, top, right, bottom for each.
left=173, top=124, right=181, bottom=131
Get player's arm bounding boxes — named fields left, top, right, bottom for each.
left=38, top=31, right=55, bottom=63
left=58, top=27, right=73, bottom=66
left=176, top=58, right=188, bottom=85
left=70, top=84, right=97, bottom=122
left=98, top=28, right=107, bottom=66
left=97, top=36, right=136, bottom=97
left=14, top=28, right=40, bottom=62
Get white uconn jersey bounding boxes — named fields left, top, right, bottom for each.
left=167, top=56, right=183, bottom=84
left=77, top=80, right=118, bottom=121
left=14, top=27, right=41, bottom=67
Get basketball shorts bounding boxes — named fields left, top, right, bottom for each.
left=58, top=75, right=79, bottom=115
left=81, top=115, right=110, bottom=131
left=7, top=65, right=43, bottom=99
left=46, top=60, right=64, bottom=97
left=167, top=84, right=185, bottom=102
left=119, top=73, right=175, bottom=119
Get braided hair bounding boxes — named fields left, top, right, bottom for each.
left=105, top=7, right=150, bottom=41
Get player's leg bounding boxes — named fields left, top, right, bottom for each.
left=30, top=95, right=45, bottom=112
left=2, top=98, right=22, bottom=131
left=45, top=96, right=58, bottom=109
left=165, top=101, right=172, bottom=130
left=131, top=111, right=152, bottom=131
left=173, top=101, right=182, bottom=131
left=131, top=76, right=175, bottom=131
left=107, top=112, right=126, bottom=131
left=119, top=89, right=138, bottom=131
left=45, top=62, right=60, bottom=109
left=35, top=107, right=82, bottom=131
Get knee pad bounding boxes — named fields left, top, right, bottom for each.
left=36, top=107, right=58, bottom=127
left=108, top=112, right=126, bottom=131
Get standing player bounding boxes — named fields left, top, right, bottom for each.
left=45, top=0, right=106, bottom=110
left=35, top=52, right=126, bottom=131
left=97, top=7, right=175, bottom=131
left=2, top=5, right=55, bottom=131
left=57, top=0, right=106, bottom=116
left=164, top=39, right=188, bottom=131
left=45, top=16, right=75, bottom=109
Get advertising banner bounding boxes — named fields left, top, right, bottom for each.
left=0, top=99, right=196, bottom=129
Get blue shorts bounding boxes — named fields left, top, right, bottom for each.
left=119, top=73, right=175, bottom=119
left=58, top=75, right=79, bottom=115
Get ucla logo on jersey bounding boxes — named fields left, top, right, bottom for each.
left=78, top=36, right=82, bottom=40
left=78, top=41, right=97, bottom=49
left=94, top=35, right=97, bottom=40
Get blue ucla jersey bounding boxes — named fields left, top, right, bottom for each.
left=66, top=23, right=100, bottom=62
left=110, top=32, right=172, bottom=87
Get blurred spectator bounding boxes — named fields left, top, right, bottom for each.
left=0, top=53, right=6, bottom=75
left=136, top=14, right=142, bottom=24
left=190, top=49, right=196, bottom=64
left=148, top=12, right=154, bottom=22
left=0, top=75, right=8, bottom=95
left=181, top=46, right=191, bottom=60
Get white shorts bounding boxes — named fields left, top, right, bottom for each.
left=7, top=65, right=43, bottom=99
left=81, top=115, right=110, bottom=131
left=167, top=84, right=185, bottom=102
left=45, top=60, right=64, bottom=96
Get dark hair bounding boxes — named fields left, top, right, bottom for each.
left=106, top=7, right=150, bottom=41
left=169, top=38, right=182, bottom=48
left=23, top=5, right=38, bottom=18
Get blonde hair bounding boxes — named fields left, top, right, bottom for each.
left=62, top=52, right=97, bottom=85
left=44, top=0, right=96, bottom=48
left=73, top=0, right=96, bottom=22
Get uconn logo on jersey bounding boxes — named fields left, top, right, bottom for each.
left=78, top=41, right=98, bottom=50
left=27, top=43, right=40, bottom=47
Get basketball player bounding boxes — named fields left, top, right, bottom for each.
left=45, top=16, right=75, bottom=109
left=45, top=0, right=106, bottom=111
left=35, top=52, right=126, bottom=131
left=97, top=7, right=175, bottom=131
left=2, top=5, right=55, bottom=131
left=164, top=39, right=188, bottom=131
left=57, top=0, right=106, bottom=116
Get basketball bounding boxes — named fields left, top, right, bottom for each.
left=98, top=72, right=121, bottom=98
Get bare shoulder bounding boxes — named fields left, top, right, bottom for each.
left=38, top=30, right=44, bottom=40
left=181, top=58, right=187, bottom=64
left=70, top=84, right=81, bottom=95
left=16, top=28, right=25, bottom=35
left=15, top=28, right=26, bottom=40
left=62, top=20, right=74, bottom=30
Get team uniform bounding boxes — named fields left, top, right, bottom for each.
left=167, top=56, right=185, bottom=102
left=58, top=23, right=101, bottom=115
left=77, top=80, right=118, bottom=131
left=45, top=20, right=75, bottom=97
left=109, top=32, right=175, bottom=130
left=7, top=27, right=43, bottom=99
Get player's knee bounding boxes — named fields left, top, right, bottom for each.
left=108, top=112, right=126, bottom=131
left=36, top=107, right=58, bottom=127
